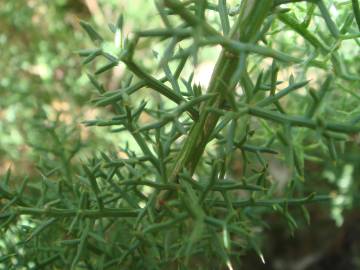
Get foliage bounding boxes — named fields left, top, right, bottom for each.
left=1, top=0, right=360, bottom=269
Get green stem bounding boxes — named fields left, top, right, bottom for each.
left=209, top=194, right=331, bottom=208
left=248, top=106, right=359, bottom=133
left=167, top=0, right=274, bottom=181
left=352, top=0, right=360, bottom=31
left=13, top=207, right=139, bottom=218
left=123, top=60, right=199, bottom=120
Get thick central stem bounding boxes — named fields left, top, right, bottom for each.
left=168, top=1, right=273, bottom=182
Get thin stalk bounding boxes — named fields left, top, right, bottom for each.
left=209, top=194, right=331, bottom=208
left=13, top=207, right=140, bottom=218
left=248, top=106, right=360, bottom=133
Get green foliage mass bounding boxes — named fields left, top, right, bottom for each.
left=1, top=0, right=360, bottom=269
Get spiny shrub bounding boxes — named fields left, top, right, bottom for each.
left=1, top=0, right=360, bottom=269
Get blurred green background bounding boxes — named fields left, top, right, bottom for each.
left=0, top=0, right=359, bottom=269
left=0, top=0, right=159, bottom=178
